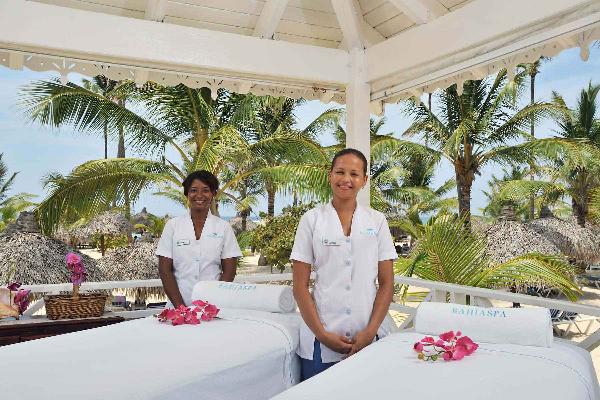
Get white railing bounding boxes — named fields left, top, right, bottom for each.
left=20, top=274, right=600, bottom=351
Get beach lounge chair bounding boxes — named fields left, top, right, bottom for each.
left=552, top=309, right=597, bottom=337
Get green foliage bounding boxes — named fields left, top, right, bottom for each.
left=394, top=216, right=580, bottom=301
left=251, top=202, right=316, bottom=272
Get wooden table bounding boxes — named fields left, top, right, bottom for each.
left=0, top=314, right=125, bottom=346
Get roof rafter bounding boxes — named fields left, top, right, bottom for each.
left=0, top=0, right=349, bottom=88
left=144, top=0, right=167, bottom=22
left=388, top=0, right=448, bottom=25
left=253, top=0, right=289, bottom=39
left=331, top=0, right=364, bottom=49
left=368, top=0, right=600, bottom=100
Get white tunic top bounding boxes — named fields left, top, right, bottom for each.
left=156, top=213, right=242, bottom=306
left=290, top=202, right=398, bottom=363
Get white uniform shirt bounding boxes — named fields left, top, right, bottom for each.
left=290, top=202, right=398, bottom=363
left=156, top=213, right=242, bottom=306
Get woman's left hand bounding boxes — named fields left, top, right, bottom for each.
left=348, top=329, right=376, bottom=356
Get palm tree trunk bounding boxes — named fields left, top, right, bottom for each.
left=528, top=71, right=537, bottom=220
left=116, top=98, right=131, bottom=218
left=455, top=168, right=474, bottom=226
left=573, top=196, right=588, bottom=227
left=241, top=213, right=247, bottom=231
left=100, top=235, right=105, bottom=257
left=267, top=186, right=275, bottom=218
left=103, top=121, right=108, bottom=160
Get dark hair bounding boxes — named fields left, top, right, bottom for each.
left=182, top=170, right=219, bottom=196
left=330, top=148, right=368, bottom=175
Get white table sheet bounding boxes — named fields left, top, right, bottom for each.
left=274, top=331, right=600, bottom=400
left=1, top=309, right=300, bottom=400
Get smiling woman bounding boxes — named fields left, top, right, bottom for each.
left=291, top=148, right=398, bottom=381
left=156, top=170, right=242, bottom=307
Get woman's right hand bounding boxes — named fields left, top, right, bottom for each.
left=318, top=331, right=354, bottom=354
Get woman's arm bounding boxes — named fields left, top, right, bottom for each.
left=348, top=259, right=394, bottom=356
left=293, top=260, right=354, bottom=354
left=158, top=256, right=185, bottom=307
left=220, top=257, right=237, bottom=282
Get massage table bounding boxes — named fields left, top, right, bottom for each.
left=273, top=330, right=600, bottom=400
left=0, top=309, right=300, bottom=400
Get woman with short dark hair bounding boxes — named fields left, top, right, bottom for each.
left=291, top=148, right=397, bottom=380
left=156, top=170, right=242, bottom=307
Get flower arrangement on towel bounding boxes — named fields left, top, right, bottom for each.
left=0, top=282, right=31, bottom=319
left=157, top=300, right=220, bottom=326
left=413, top=331, right=478, bottom=361
left=66, top=252, right=87, bottom=299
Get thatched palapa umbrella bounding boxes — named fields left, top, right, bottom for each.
left=527, top=207, right=600, bottom=265
left=484, top=206, right=563, bottom=264
left=96, top=240, right=161, bottom=303
left=229, top=216, right=257, bottom=235
left=83, top=211, right=133, bottom=256
left=0, top=212, right=104, bottom=286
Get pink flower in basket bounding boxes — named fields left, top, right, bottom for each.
left=66, top=252, right=87, bottom=285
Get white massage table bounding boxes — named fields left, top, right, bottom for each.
left=274, top=331, right=600, bottom=400
left=1, top=309, right=300, bottom=400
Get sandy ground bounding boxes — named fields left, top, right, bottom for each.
left=83, top=249, right=600, bottom=378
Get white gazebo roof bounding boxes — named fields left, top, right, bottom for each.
left=1, top=0, right=599, bottom=204
left=1, top=0, right=598, bottom=108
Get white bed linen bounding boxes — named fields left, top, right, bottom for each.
left=1, top=309, right=300, bottom=400
left=273, top=331, right=600, bottom=400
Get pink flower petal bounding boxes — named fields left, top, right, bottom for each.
left=439, top=331, right=455, bottom=342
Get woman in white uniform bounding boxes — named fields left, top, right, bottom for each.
left=156, top=170, right=242, bottom=307
left=291, top=148, right=397, bottom=381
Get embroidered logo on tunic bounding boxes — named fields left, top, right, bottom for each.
left=176, top=239, right=191, bottom=246
left=322, top=238, right=340, bottom=246
left=205, top=232, right=224, bottom=239
left=361, top=228, right=377, bottom=236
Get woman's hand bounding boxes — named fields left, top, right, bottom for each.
left=348, top=329, right=376, bottom=356
left=318, top=331, right=354, bottom=354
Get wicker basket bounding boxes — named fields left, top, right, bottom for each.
left=44, top=293, right=108, bottom=320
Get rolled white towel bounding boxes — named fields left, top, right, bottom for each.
left=414, top=302, right=553, bottom=347
left=191, top=281, right=297, bottom=313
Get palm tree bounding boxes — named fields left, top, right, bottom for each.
left=401, top=69, right=579, bottom=225
left=395, top=216, right=580, bottom=301
left=0, top=153, right=17, bottom=203
left=35, top=85, right=332, bottom=233
left=19, top=77, right=166, bottom=159
left=245, top=95, right=341, bottom=217
left=519, top=57, right=549, bottom=219
left=482, top=166, right=530, bottom=220
left=552, top=83, right=600, bottom=226
left=331, top=117, right=445, bottom=213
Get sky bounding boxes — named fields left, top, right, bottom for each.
left=0, top=46, right=599, bottom=219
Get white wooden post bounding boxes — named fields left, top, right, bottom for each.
left=345, top=48, right=371, bottom=206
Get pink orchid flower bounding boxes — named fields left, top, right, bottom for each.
left=66, top=252, right=82, bottom=266
left=157, top=300, right=220, bottom=326
left=204, top=304, right=220, bottom=317
left=7, top=282, right=21, bottom=291
left=451, top=346, right=467, bottom=360
left=456, top=336, right=479, bottom=355
left=192, top=300, right=208, bottom=308
left=414, top=331, right=478, bottom=362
